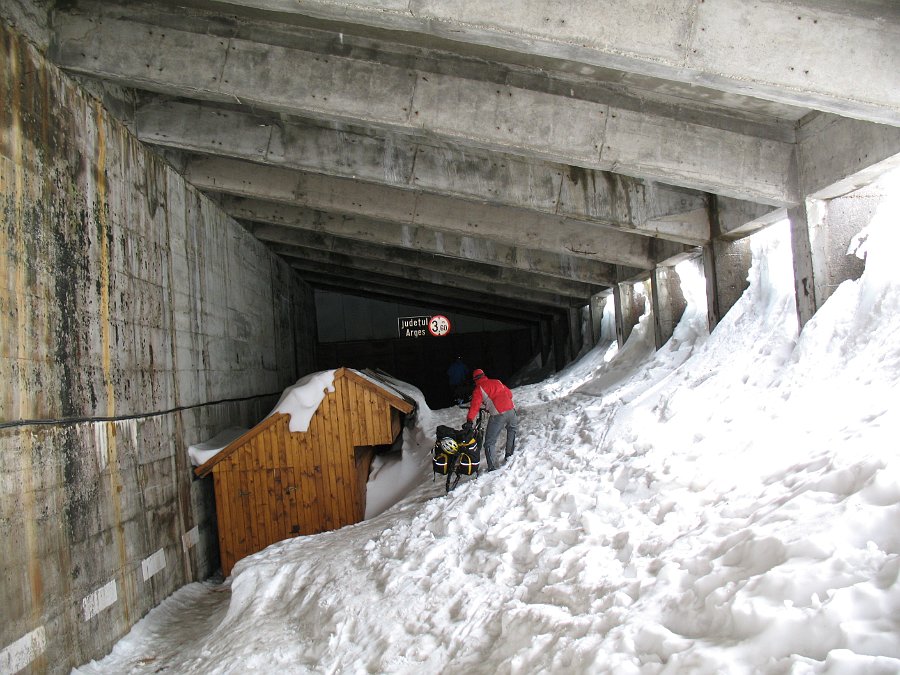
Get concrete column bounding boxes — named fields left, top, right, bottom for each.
left=615, top=279, right=648, bottom=347
left=540, top=317, right=553, bottom=368
left=612, top=283, right=626, bottom=348
left=589, top=292, right=606, bottom=346
left=651, top=265, right=688, bottom=349
left=529, top=324, right=541, bottom=366
left=818, top=190, right=872, bottom=297
left=788, top=200, right=823, bottom=330
left=552, top=313, right=568, bottom=371
left=789, top=186, right=875, bottom=330
left=599, top=291, right=617, bottom=344
left=702, top=238, right=752, bottom=331
left=703, top=194, right=753, bottom=331
left=568, top=306, right=585, bottom=358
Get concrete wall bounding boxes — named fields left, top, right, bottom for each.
left=0, top=20, right=316, bottom=673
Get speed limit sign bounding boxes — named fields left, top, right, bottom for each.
left=428, top=314, right=451, bottom=337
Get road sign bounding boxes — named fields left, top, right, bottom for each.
left=428, top=314, right=451, bottom=337
left=398, top=314, right=452, bottom=338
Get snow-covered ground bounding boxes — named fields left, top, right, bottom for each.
left=74, top=181, right=900, bottom=674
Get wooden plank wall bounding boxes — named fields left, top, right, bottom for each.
left=347, top=379, right=394, bottom=447
left=212, top=414, right=300, bottom=576
left=212, top=373, right=403, bottom=575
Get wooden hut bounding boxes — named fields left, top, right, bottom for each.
left=194, top=368, right=415, bottom=575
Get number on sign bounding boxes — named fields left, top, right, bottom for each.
left=428, top=314, right=451, bottom=337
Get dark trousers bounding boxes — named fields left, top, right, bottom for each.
left=483, top=409, right=517, bottom=470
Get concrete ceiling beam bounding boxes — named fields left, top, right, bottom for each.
left=715, top=196, right=780, bottom=239
left=289, top=259, right=569, bottom=315
left=228, top=199, right=633, bottom=284
left=305, top=278, right=548, bottom=326
left=135, top=99, right=733, bottom=240
left=311, top=282, right=546, bottom=328
left=255, top=225, right=606, bottom=298
left=153, top=0, right=900, bottom=126
left=797, top=114, right=900, bottom=200
left=51, top=12, right=797, bottom=204
left=186, top=156, right=669, bottom=268
left=281, top=247, right=584, bottom=307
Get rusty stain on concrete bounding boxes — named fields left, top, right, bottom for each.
left=95, top=103, right=113, bottom=419
left=4, top=31, right=49, bottom=673
left=93, top=104, right=133, bottom=624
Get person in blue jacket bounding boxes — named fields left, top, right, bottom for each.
left=447, top=356, right=470, bottom=405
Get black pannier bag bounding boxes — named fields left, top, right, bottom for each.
left=432, top=436, right=458, bottom=475
left=432, top=424, right=480, bottom=477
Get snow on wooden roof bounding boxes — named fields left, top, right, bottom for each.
left=193, top=367, right=414, bottom=477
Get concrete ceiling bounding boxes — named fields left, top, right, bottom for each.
left=43, top=0, right=900, bottom=323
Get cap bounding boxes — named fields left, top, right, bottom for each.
left=472, top=368, right=485, bottom=380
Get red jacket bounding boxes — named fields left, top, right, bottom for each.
left=467, top=375, right=514, bottom=421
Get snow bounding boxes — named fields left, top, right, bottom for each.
left=267, top=369, right=338, bottom=433
left=364, top=372, right=434, bottom=520
left=73, top=179, right=900, bottom=674
left=187, top=427, right=249, bottom=467
left=186, top=371, right=336, bottom=467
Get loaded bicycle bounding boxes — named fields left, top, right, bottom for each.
left=431, top=406, right=490, bottom=492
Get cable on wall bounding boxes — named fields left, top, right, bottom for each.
left=0, top=391, right=284, bottom=431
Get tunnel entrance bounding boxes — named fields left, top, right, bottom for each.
left=313, top=290, right=536, bottom=409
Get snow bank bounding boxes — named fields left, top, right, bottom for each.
left=75, top=177, right=900, bottom=674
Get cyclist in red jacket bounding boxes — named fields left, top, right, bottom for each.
left=464, top=368, right=517, bottom=472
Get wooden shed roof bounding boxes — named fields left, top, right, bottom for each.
left=194, top=367, right=415, bottom=477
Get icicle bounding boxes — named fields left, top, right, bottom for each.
left=116, top=418, right=139, bottom=455
left=92, top=422, right=109, bottom=471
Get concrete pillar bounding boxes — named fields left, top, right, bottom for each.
left=818, top=190, right=871, bottom=297
left=551, top=313, right=567, bottom=371
left=599, top=291, right=616, bottom=343
left=615, top=279, right=648, bottom=347
left=529, top=323, right=541, bottom=365
left=651, top=265, right=688, bottom=349
left=612, top=283, right=626, bottom=348
left=703, top=194, right=753, bottom=331
left=789, top=186, right=875, bottom=330
left=788, top=199, right=823, bottom=330
left=702, top=238, right=752, bottom=331
left=540, top=317, right=553, bottom=368
left=568, top=306, right=585, bottom=358
left=589, top=292, right=608, bottom=346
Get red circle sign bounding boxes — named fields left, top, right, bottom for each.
left=428, top=314, right=451, bottom=337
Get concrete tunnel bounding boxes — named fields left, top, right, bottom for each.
left=2, top=0, right=900, bottom=670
